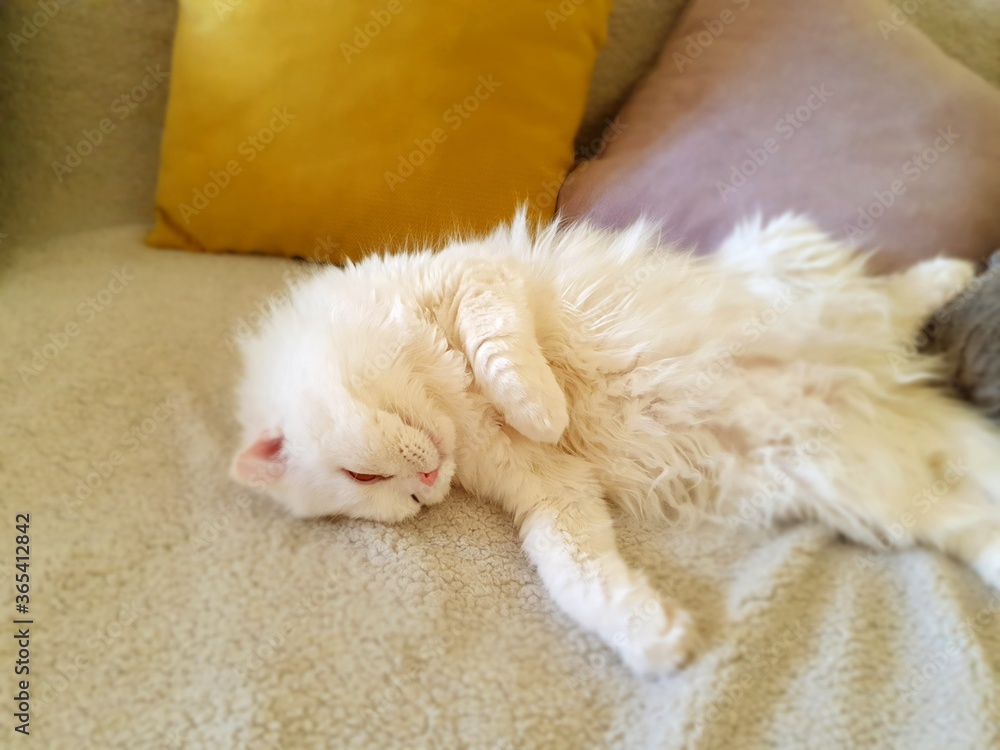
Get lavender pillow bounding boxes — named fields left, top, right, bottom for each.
left=558, top=0, right=1000, bottom=271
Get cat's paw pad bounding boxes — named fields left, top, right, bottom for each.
left=616, top=604, right=698, bottom=679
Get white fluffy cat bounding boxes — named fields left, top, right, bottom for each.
left=231, top=213, right=1000, bottom=677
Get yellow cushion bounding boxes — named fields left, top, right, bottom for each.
left=147, top=0, right=612, bottom=262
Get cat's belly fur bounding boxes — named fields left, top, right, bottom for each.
left=550, top=343, right=961, bottom=547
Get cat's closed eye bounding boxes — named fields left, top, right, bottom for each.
left=343, top=470, right=392, bottom=484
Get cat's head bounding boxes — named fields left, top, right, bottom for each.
left=230, top=264, right=468, bottom=523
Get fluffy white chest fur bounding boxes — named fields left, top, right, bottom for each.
left=232, top=214, right=1000, bottom=677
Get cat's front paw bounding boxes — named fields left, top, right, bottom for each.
left=501, top=371, right=569, bottom=444
left=614, top=601, right=698, bottom=679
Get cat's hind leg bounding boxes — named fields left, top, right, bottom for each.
left=752, top=386, right=1000, bottom=592
left=902, top=414, right=1000, bottom=590
left=887, top=257, right=977, bottom=329
left=907, top=480, right=1000, bottom=590
left=840, top=402, right=1000, bottom=590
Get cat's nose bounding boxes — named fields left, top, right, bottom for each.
left=418, top=469, right=439, bottom=487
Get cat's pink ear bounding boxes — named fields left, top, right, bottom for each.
left=231, top=431, right=286, bottom=487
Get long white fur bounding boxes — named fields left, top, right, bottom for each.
left=232, top=213, right=1000, bottom=678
